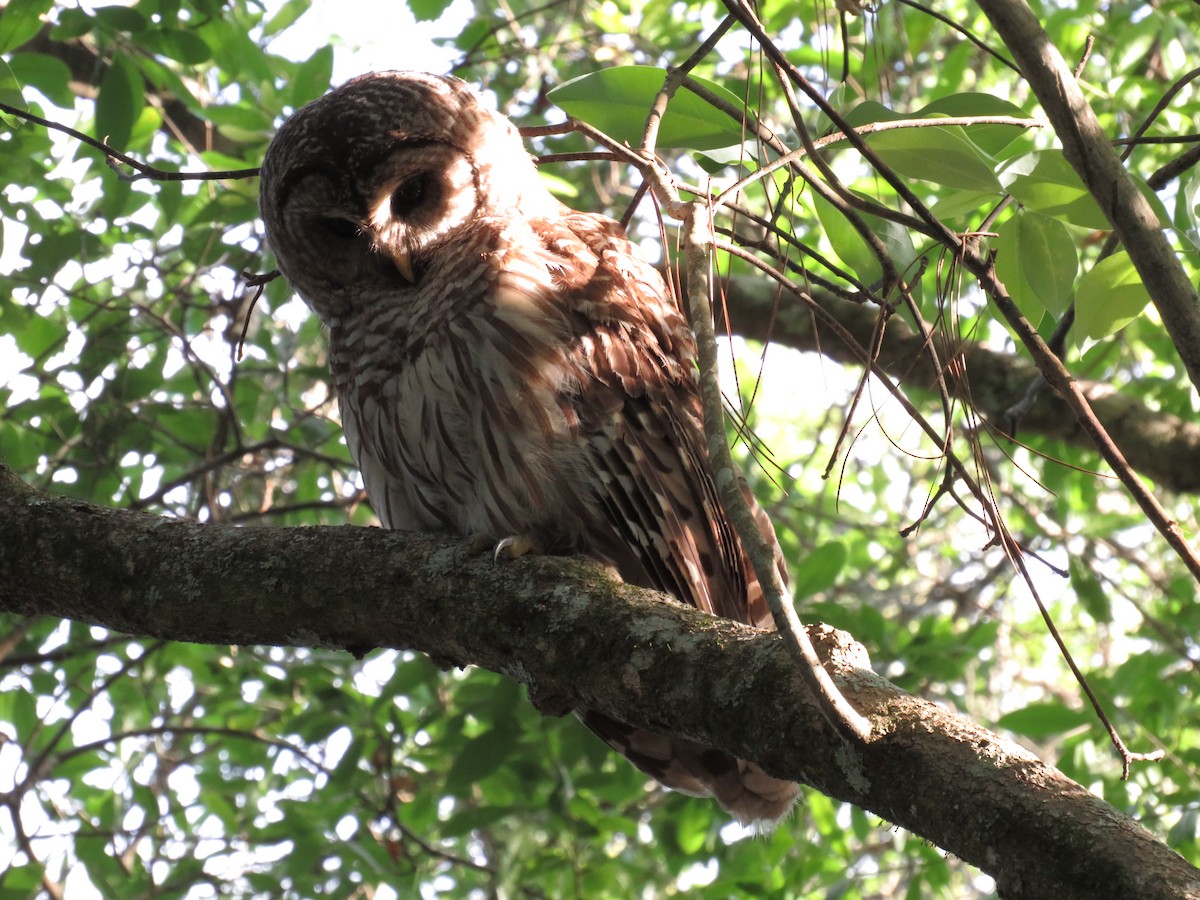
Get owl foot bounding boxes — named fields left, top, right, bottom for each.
left=493, top=534, right=542, bottom=562
left=460, top=533, right=543, bottom=562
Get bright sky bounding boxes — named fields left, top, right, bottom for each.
left=267, top=0, right=467, bottom=81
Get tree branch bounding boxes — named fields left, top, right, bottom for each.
left=975, top=0, right=1200, bottom=396
left=721, top=278, right=1200, bottom=495
left=1, top=463, right=1195, bottom=899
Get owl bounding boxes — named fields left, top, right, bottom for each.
left=259, top=71, right=799, bottom=824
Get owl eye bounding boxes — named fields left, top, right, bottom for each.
left=390, top=174, right=432, bottom=219
left=322, top=218, right=360, bottom=240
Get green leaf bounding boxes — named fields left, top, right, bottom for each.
left=51, top=7, right=92, bottom=40
left=1004, top=150, right=1109, bottom=230
left=444, top=726, right=519, bottom=793
left=789, top=541, right=848, bottom=600
left=0, top=57, right=25, bottom=127
left=439, top=804, right=516, bottom=838
left=6, top=52, right=74, bottom=108
left=0, top=687, right=38, bottom=737
left=1069, top=556, right=1112, bottom=624
left=1074, top=251, right=1152, bottom=345
left=136, top=28, right=213, bottom=65
left=929, top=188, right=999, bottom=222
left=93, top=5, right=148, bottom=33
left=993, top=209, right=1078, bottom=323
left=812, top=191, right=917, bottom=285
left=410, top=0, right=455, bottom=21
left=996, top=702, right=1091, bottom=739
left=917, top=93, right=1032, bottom=157
left=673, top=798, right=712, bottom=854
left=1174, top=170, right=1200, bottom=253
left=549, top=66, right=746, bottom=150
left=0, top=861, right=48, bottom=898
left=289, top=46, right=334, bottom=109
left=11, top=304, right=64, bottom=357
left=261, top=0, right=311, bottom=38
left=202, top=102, right=274, bottom=140
left=0, top=0, right=54, bottom=54
left=95, top=54, right=143, bottom=150
left=865, top=124, right=1001, bottom=191
left=1168, top=809, right=1199, bottom=849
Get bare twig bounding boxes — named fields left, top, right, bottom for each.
left=632, top=32, right=873, bottom=744
left=0, top=100, right=259, bottom=182
left=684, top=203, right=872, bottom=744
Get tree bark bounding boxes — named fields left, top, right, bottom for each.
left=1, top=463, right=1196, bottom=899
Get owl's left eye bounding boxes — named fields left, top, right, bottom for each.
left=321, top=218, right=360, bottom=240
left=391, top=174, right=433, bottom=219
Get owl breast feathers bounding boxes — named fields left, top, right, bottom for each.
left=259, top=70, right=799, bottom=824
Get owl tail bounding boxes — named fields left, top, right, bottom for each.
left=579, top=710, right=800, bottom=825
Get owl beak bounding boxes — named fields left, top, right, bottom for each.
left=388, top=248, right=416, bottom=285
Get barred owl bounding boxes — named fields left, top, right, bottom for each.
left=259, top=71, right=799, bottom=824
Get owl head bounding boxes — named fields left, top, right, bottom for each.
left=259, top=71, right=559, bottom=322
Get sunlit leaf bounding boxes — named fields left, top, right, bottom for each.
left=917, top=93, right=1032, bottom=157
left=6, top=52, right=73, bottom=108
left=993, top=209, right=1078, bottom=322
left=290, top=45, right=334, bottom=108
left=865, top=124, right=1001, bottom=191
left=812, top=191, right=917, bottom=285
left=549, top=65, right=747, bottom=150
left=0, top=57, right=25, bottom=127
left=95, top=54, right=143, bottom=150
left=410, top=0, right=456, bottom=20
left=1004, top=150, right=1109, bottom=230
left=1074, top=250, right=1152, bottom=344
left=0, top=0, right=54, bottom=54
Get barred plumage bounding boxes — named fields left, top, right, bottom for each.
left=259, top=71, right=799, bottom=823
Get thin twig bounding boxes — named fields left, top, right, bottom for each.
left=0, top=100, right=259, bottom=182
left=1120, top=66, right=1200, bottom=160
left=634, top=25, right=873, bottom=744
left=894, top=0, right=1020, bottom=72
left=712, top=115, right=1042, bottom=209
left=685, top=202, right=872, bottom=744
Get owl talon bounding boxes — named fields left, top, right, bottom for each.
left=493, top=534, right=542, bottom=562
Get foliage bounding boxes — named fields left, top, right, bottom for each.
left=1, top=0, right=1199, bottom=896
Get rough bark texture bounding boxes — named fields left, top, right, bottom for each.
left=2, top=463, right=1197, bottom=899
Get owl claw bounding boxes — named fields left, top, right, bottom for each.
left=460, top=533, right=542, bottom=562
left=493, top=534, right=542, bottom=562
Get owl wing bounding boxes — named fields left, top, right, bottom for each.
left=539, top=211, right=786, bottom=627
left=532, top=211, right=798, bottom=823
